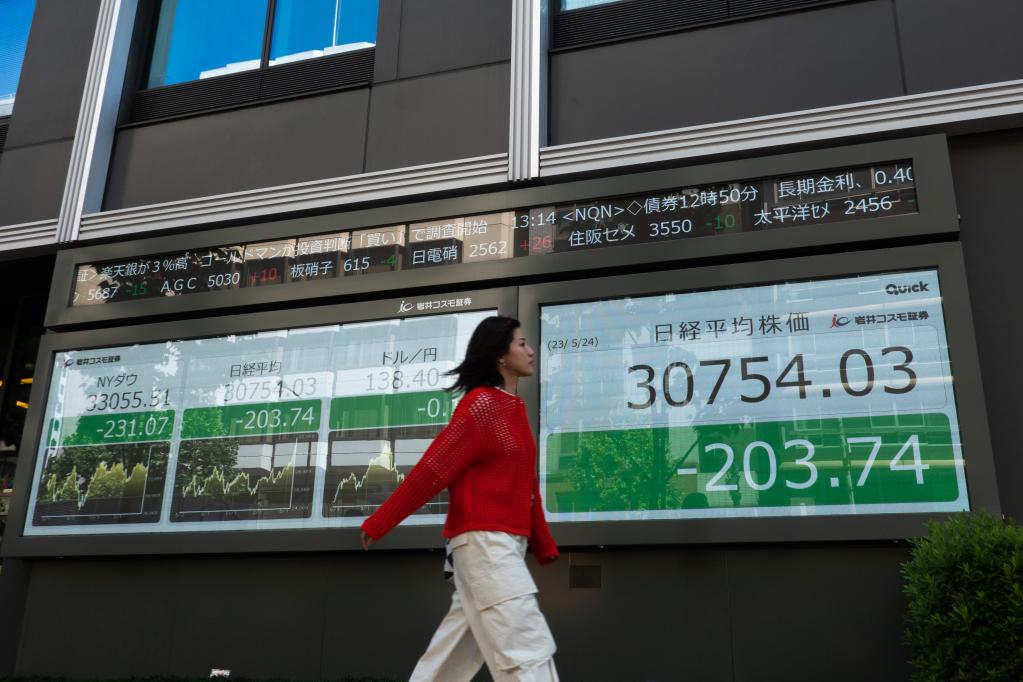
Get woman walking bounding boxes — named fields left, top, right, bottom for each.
left=360, top=316, right=560, bottom=682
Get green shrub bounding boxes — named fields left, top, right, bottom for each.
left=902, top=511, right=1023, bottom=681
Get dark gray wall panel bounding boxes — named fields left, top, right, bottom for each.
left=0, top=559, right=29, bottom=678
left=0, top=139, right=71, bottom=225
left=897, top=0, right=1023, bottom=94
left=537, top=548, right=733, bottom=682
left=14, top=545, right=912, bottom=680
left=164, top=556, right=326, bottom=679
left=365, top=63, right=509, bottom=172
left=16, top=558, right=175, bottom=677
left=729, top=545, right=911, bottom=682
left=373, top=0, right=403, bottom=83
left=550, top=0, right=903, bottom=145
left=396, top=0, right=511, bottom=80
left=950, top=130, right=1023, bottom=522
left=3, top=0, right=100, bottom=148
left=13, top=552, right=468, bottom=680
left=319, top=551, right=455, bottom=679
left=103, top=89, right=370, bottom=210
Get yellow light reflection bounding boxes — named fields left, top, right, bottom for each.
left=19, top=377, right=32, bottom=384
left=16, top=401, right=29, bottom=409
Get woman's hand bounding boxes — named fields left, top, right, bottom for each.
left=361, top=531, right=374, bottom=551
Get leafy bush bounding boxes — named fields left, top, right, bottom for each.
left=902, top=511, right=1023, bottom=681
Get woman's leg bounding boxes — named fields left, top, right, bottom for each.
left=451, top=532, right=558, bottom=681
left=493, top=655, right=560, bottom=682
left=467, top=593, right=559, bottom=682
left=409, top=588, right=486, bottom=682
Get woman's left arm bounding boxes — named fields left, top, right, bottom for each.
left=529, top=475, right=559, bottom=565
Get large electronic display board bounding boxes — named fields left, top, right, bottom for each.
left=70, top=160, right=916, bottom=307
left=539, top=268, right=970, bottom=523
left=49, top=136, right=956, bottom=333
left=22, top=307, right=493, bottom=536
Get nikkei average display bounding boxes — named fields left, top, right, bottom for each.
left=23, top=309, right=492, bottom=535
left=539, top=270, right=968, bottom=521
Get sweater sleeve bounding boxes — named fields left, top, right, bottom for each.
left=528, top=475, right=559, bottom=565
left=361, top=396, right=482, bottom=540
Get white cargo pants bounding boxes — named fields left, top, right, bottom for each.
left=409, top=531, right=559, bottom=682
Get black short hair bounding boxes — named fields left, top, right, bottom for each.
left=446, top=316, right=521, bottom=395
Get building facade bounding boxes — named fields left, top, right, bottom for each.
left=1, top=1, right=1022, bottom=680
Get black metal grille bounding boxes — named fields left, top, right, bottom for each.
left=554, top=0, right=849, bottom=50
left=728, top=0, right=834, bottom=14
left=130, top=48, right=374, bottom=124
left=260, top=48, right=374, bottom=100
left=0, top=119, right=8, bottom=153
left=132, top=72, right=261, bottom=122
left=555, top=0, right=727, bottom=46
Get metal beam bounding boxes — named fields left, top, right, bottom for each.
left=55, top=0, right=138, bottom=244
left=508, top=0, right=547, bottom=182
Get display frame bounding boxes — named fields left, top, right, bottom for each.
left=518, top=241, right=1000, bottom=546
left=47, top=135, right=956, bottom=329
left=1, top=287, right=516, bottom=557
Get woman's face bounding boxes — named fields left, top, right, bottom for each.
left=499, top=327, right=535, bottom=378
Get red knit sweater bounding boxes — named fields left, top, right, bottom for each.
left=361, top=386, right=559, bottom=564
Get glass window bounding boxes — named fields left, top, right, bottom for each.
left=269, top=0, right=377, bottom=66
left=0, top=0, right=36, bottom=117
left=145, top=0, right=379, bottom=88
left=147, top=0, right=268, bottom=88
left=561, top=0, right=625, bottom=10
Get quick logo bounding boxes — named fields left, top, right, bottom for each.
left=886, top=281, right=929, bottom=296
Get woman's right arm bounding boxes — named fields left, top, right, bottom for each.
left=528, top=475, right=559, bottom=564
left=360, top=395, right=482, bottom=542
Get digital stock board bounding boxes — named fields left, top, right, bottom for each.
left=16, top=134, right=984, bottom=554
left=539, top=269, right=969, bottom=522
left=69, top=160, right=916, bottom=307
left=23, top=309, right=493, bottom=535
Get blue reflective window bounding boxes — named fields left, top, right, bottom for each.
left=561, top=0, right=625, bottom=9
left=0, top=0, right=36, bottom=116
left=269, top=0, right=377, bottom=66
left=147, top=0, right=268, bottom=88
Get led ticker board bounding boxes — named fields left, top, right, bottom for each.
left=539, top=269, right=968, bottom=521
left=23, top=309, right=493, bottom=535
left=70, top=161, right=915, bottom=307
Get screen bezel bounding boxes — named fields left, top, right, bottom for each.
left=517, top=242, right=1000, bottom=546
left=2, top=287, right=516, bottom=557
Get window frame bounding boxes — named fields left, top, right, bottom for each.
left=127, top=0, right=377, bottom=125
left=552, top=0, right=860, bottom=52
left=0, top=117, right=9, bottom=155
left=0, top=0, right=36, bottom=118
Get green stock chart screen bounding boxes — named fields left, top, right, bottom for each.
left=539, top=269, right=969, bottom=521
left=24, top=309, right=493, bottom=536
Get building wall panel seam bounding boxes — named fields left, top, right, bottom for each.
left=0, top=219, right=58, bottom=250
left=78, top=154, right=509, bottom=240
left=56, top=0, right=121, bottom=244
left=68, top=80, right=1021, bottom=242
left=540, top=78, right=1023, bottom=174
